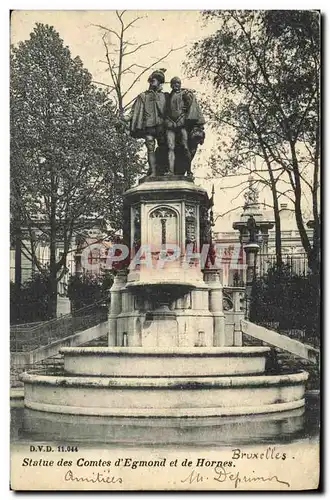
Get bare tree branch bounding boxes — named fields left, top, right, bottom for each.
left=122, top=46, right=185, bottom=99
left=102, top=34, right=119, bottom=92
left=213, top=205, right=242, bottom=221
left=122, top=63, right=147, bottom=74
left=123, top=16, right=144, bottom=32
left=123, top=40, right=157, bottom=57
left=91, top=23, right=121, bottom=41
left=92, top=80, right=116, bottom=90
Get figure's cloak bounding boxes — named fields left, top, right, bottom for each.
left=130, top=94, right=146, bottom=139
left=130, top=89, right=204, bottom=138
left=184, top=91, right=205, bottom=128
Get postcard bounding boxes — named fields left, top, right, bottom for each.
left=10, top=9, right=320, bottom=491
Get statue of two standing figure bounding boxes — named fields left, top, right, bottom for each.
left=130, top=69, right=205, bottom=177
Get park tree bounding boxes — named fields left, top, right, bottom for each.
left=186, top=10, right=320, bottom=273
left=11, top=23, right=143, bottom=318
left=92, top=10, right=184, bottom=117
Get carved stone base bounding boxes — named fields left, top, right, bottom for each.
left=139, top=173, right=194, bottom=184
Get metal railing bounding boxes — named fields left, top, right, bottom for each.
left=10, top=300, right=108, bottom=353
left=256, top=253, right=309, bottom=277
left=249, top=319, right=320, bottom=349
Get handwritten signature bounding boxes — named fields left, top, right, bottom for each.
left=64, top=469, right=123, bottom=484
left=181, top=466, right=290, bottom=489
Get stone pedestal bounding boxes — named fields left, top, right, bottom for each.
left=20, top=137, right=308, bottom=424
left=56, top=296, right=71, bottom=317
left=108, top=270, right=127, bottom=346
left=204, top=269, right=226, bottom=346
left=244, top=243, right=260, bottom=284
left=109, top=177, right=226, bottom=347
left=243, top=242, right=260, bottom=317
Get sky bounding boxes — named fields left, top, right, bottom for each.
left=10, top=10, right=213, bottom=99
left=10, top=9, right=314, bottom=231
left=10, top=9, right=259, bottom=231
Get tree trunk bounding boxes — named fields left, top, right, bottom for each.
left=310, top=121, right=320, bottom=275
left=13, top=220, right=22, bottom=322
left=48, top=177, right=58, bottom=319
left=307, top=243, right=320, bottom=275
left=289, top=144, right=315, bottom=274
left=48, top=270, right=58, bottom=319
left=14, top=224, right=22, bottom=289
left=273, top=197, right=282, bottom=269
left=247, top=111, right=283, bottom=267
left=267, top=164, right=282, bottom=268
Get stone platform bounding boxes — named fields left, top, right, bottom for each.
left=60, top=346, right=270, bottom=376
left=21, top=344, right=308, bottom=417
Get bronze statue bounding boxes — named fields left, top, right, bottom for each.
left=247, top=215, right=258, bottom=243
left=130, top=69, right=167, bottom=176
left=165, top=77, right=205, bottom=175
left=130, top=71, right=205, bottom=177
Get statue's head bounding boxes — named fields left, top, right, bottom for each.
left=148, top=69, right=166, bottom=90
left=170, top=76, right=181, bottom=92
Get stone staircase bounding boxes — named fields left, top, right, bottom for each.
left=80, top=335, right=108, bottom=347
left=242, top=327, right=319, bottom=391
left=241, top=320, right=319, bottom=362
left=27, top=335, right=109, bottom=377
left=10, top=301, right=109, bottom=387
left=274, top=350, right=319, bottom=391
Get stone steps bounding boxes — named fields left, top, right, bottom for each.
left=275, top=350, right=319, bottom=391
left=242, top=333, right=319, bottom=390
left=241, top=320, right=319, bottom=362
left=80, top=335, right=108, bottom=347
left=25, top=336, right=109, bottom=377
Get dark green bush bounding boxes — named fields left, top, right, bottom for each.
left=250, top=265, right=320, bottom=347
left=10, top=272, right=51, bottom=324
left=67, top=271, right=114, bottom=312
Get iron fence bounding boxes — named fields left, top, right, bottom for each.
left=250, top=271, right=320, bottom=349
left=256, top=252, right=309, bottom=278
left=10, top=300, right=108, bottom=352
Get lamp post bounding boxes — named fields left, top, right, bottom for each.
left=243, top=215, right=260, bottom=318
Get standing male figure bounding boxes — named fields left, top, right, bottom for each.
left=130, top=69, right=167, bottom=176
left=165, top=77, right=205, bottom=175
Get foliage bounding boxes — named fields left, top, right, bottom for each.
left=10, top=273, right=51, bottom=324
left=10, top=23, right=144, bottom=316
left=10, top=270, right=114, bottom=324
left=250, top=265, right=320, bottom=347
left=186, top=10, right=320, bottom=272
left=67, top=271, right=114, bottom=311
